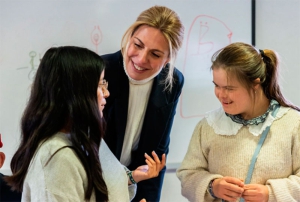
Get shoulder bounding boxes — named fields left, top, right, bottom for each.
left=160, top=65, right=184, bottom=85
left=24, top=133, right=87, bottom=201
left=32, top=133, right=86, bottom=184
left=276, top=107, right=300, bottom=128
left=173, top=68, right=184, bottom=90
left=159, top=66, right=184, bottom=100
left=173, top=67, right=184, bottom=82
left=275, top=106, right=300, bottom=123
left=38, top=133, right=71, bottom=155
left=33, top=133, right=82, bottom=171
left=101, top=50, right=123, bottom=67
left=101, top=50, right=124, bottom=83
left=284, top=107, right=300, bottom=118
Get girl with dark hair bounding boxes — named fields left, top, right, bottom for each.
left=5, top=46, right=165, bottom=202
left=177, top=42, right=300, bottom=202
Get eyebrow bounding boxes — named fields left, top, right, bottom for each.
left=212, top=81, right=237, bottom=88
left=134, top=37, right=166, bottom=55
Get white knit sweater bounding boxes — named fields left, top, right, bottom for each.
left=177, top=107, right=300, bottom=202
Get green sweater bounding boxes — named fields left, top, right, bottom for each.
left=177, top=107, right=300, bottom=202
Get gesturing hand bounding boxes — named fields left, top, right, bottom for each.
left=213, top=176, right=244, bottom=202
left=132, top=151, right=166, bottom=183
left=242, top=184, right=269, bottom=202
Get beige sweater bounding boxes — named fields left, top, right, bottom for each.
left=177, top=107, right=300, bottom=202
left=22, top=133, right=136, bottom=202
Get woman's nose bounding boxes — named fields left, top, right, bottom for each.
left=138, top=50, right=148, bottom=64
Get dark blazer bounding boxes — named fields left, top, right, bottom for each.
left=102, top=51, right=184, bottom=202
left=0, top=173, right=22, bottom=201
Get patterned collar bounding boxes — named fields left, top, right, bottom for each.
left=225, top=99, right=279, bottom=126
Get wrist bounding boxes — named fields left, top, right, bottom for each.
left=208, top=179, right=218, bottom=199
left=126, top=170, right=137, bottom=185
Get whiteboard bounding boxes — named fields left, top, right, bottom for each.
left=0, top=0, right=252, bottom=173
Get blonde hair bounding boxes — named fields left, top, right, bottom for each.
left=121, top=5, right=184, bottom=91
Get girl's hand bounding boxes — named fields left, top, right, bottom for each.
left=213, top=176, right=244, bottom=202
left=242, top=184, right=269, bottom=202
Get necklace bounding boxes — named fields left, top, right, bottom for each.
left=225, top=99, right=279, bottom=126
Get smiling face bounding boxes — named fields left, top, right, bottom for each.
left=124, top=25, right=170, bottom=80
left=213, top=67, right=254, bottom=118
left=97, top=71, right=109, bottom=117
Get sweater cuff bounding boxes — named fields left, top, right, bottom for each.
left=266, top=185, right=275, bottom=201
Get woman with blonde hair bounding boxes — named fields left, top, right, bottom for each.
left=102, top=5, right=184, bottom=201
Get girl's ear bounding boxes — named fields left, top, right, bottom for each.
left=253, top=78, right=261, bottom=90
left=0, top=152, right=5, bottom=168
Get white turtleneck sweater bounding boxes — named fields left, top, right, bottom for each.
left=120, top=61, right=162, bottom=166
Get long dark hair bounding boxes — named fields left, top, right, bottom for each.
left=5, top=46, right=108, bottom=201
left=211, top=42, right=300, bottom=111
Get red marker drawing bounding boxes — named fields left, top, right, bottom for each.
left=0, top=134, right=3, bottom=148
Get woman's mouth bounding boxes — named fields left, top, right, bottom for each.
left=134, top=64, right=146, bottom=71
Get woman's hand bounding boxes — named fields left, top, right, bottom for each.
left=242, top=184, right=269, bottom=202
left=213, top=176, right=244, bottom=202
left=132, top=151, right=166, bottom=183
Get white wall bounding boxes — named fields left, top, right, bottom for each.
left=0, top=0, right=252, bottom=174
left=0, top=0, right=299, bottom=201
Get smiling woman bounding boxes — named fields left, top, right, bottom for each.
left=101, top=5, right=184, bottom=202
left=124, top=25, right=170, bottom=81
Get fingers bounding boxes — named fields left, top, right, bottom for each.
left=242, top=184, right=269, bottom=202
left=213, top=177, right=244, bottom=200
left=223, top=176, right=244, bottom=187
left=143, top=151, right=166, bottom=177
left=144, top=151, right=166, bottom=168
left=144, top=153, right=155, bottom=169
left=150, top=151, right=160, bottom=162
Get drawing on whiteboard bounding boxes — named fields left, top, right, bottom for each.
left=17, top=51, right=40, bottom=80
left=91, top=25, right=102, bottom=54
left=180, top=15, right=232, bottom=119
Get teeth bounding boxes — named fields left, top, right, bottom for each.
left=134, top=64, right=144, bottom=71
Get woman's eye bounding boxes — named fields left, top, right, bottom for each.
left=152, top=53, right=160, bottom=58
left=134, top=43, right=142, bottom=48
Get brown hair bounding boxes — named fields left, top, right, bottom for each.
left=211, top=42, right=300, bottom=111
